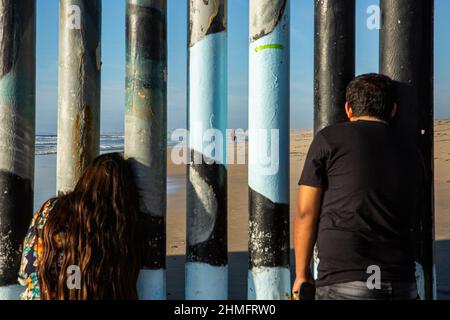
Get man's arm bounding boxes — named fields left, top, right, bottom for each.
left=292, top=185, right=323, bottom=296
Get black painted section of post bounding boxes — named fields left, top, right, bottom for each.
left=0, top=174, right=33, bottom=287
left=187, top=151, right=228, bottom=267
left=380, top=0, right=434, bottom=300
left=186, top=0, right=228, bottom=300
left=0, top=0, right=36, bottom=290
left=248, top=189, right=290, bottom=269
left=125, top=0, right=167, bottom=272
left=314, top=0, right=355, bottom=133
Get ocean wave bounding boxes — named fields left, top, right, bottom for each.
left=35, top=134, right=178, bottom=155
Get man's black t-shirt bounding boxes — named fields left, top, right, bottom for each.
left=299, top=120, right=425, bottom=288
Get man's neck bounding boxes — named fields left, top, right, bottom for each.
left=349, top=116, right=388, bottom=124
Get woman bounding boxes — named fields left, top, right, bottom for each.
left=18, top=153, right=142, bottom=300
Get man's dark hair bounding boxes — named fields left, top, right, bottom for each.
left=346, top=73, right=396, bottom=122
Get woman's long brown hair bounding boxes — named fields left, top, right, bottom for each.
left=38, top=153, right=142, bottom=300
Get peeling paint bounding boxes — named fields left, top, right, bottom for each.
left=0, top=171, right=33, bottom=286
left=125, top=0, right=168, bottom=300
left=187, top=151, right=227, bottom=266
left=188, top=167, right=218, bottom=245
left=0, top=230, right=15, bottom=280
left=250, top=0, right=287, bottom=42
left=140, top=214, right=166, bottom=269
left=248, top=188, right=289, bottom=268
left=248, top=0, right=290, bottom=300
left=187, top=3, right=228, bottom=298
left=125, top=1, right=167, bottom=221
left=248, top=267, right=291, bottom=300
left=189, top=0, right=227, bottom=47
left=248, top=3, right=289, bottom=205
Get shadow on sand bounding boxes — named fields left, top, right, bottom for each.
left=167, top=243, right=450, bottom=300
left=167, top=251, right=295, bottom=300
left=435, top=240, right=450, bottom=300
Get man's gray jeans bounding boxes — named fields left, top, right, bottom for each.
left=316, top=281, right=419, bottom=300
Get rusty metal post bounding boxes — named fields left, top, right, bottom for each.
left=56, top=0, right=101, bottom=194
left=0, top=0, right=36, bottom=299
left=125, top=0, right=167, bottom=300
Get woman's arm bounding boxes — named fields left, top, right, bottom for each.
left=17, top=211, right=40, bottom=299
left=17, top=199, right=56, bottom=300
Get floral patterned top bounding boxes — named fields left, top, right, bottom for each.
left=18, top=198, right=60, bottom=300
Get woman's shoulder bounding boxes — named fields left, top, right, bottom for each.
left=33, top=198, right=58, bottom=229
left=18, top=198, right=58, bottom=299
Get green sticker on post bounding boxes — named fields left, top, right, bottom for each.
left=255, top=44, right=285, bottom=52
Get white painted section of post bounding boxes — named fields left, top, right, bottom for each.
left=415, top=261, right=425, bottom=300
left=186, top=263, right=228, bottom=300
left=248, top=267, right=291, bottom=300
left=248, top=0, right=290, bottom=300
left=0, top=285, right=23, bottom=300
left=137, top=269, right=166, bottom=300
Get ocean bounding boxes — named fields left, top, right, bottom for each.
left=35, top=133, right=180, bottom=156
left=33, top=134, right=182, bottom=211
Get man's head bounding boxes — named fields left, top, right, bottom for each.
left=345, top=73, right=397, bottom=122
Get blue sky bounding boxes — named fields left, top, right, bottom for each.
left=36, top=0, right=450, bottom=134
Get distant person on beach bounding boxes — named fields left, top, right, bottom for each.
left=18, top=153, right=142, bottom=300
left=293, top=74, right=425, bottom=300
left=231, top=129, right=237, bottom=143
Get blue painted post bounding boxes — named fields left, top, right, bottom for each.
left=0, top=0, right=36, bottom=300
left=57, top=0, right=101, bottom=194
left=186, top=0, right=228, bottom=300
left=248, top=0, right=290, bottom=300
left=125, top=0, right=167, bottom=300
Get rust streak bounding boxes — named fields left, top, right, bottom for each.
left=73, top=104, right=93, bottom=176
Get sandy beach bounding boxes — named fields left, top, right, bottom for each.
left=33, top=121, right=450, bottom=300
left=165, top=121, right=450, bottom=300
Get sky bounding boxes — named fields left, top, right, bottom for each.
left=36, top=0, right=450, bottom=134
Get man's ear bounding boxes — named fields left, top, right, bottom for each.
left=345, top=102, right=353, bottom=120
left=390, top=103, right=398, bottom=119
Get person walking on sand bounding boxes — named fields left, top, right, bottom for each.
left=18, top=153, right=143, bottom=300
left=231, top=129, right=237, bottom=143
left=292, top=74, right=425, bottom=300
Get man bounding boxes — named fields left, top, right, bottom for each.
left=292, top=74, right=424, bottom=300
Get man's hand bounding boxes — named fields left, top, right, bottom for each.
left=292, top=275, right=314, bottom=300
